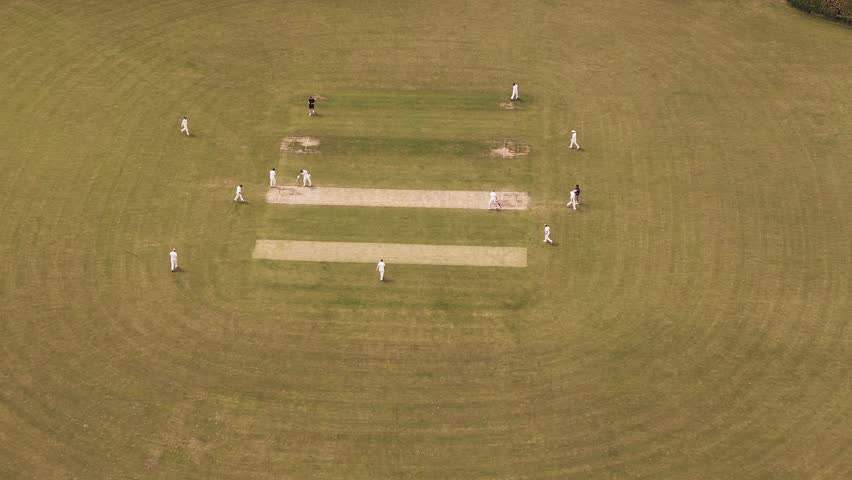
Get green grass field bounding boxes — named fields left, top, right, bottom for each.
left=1, top=1, right=850, bottom=478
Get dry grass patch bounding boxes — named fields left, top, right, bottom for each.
left=280, top=136, right=320, bottom=153
left=491, top=141, right=530, bottom=158
left=498, top=101, right=519, bottom=110
left=144, top=448, right=163, bottom=470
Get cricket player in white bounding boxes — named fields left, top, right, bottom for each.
left=180, top=117, right=190, bottom=136
left=567, top=189, right=578, bottom=210
left=296, top=169, right=312, bottom=187
left=376, top=259, right=385, bottom=281
left=488, top=190, right=501, bottom=210
left=269, top=168, right=277, bottom=188
left=234, top=184, right=244, bottom=202
left=511, top=83, right=519, bottom=100
left=544, top=225, right=553, bottom=244
left=169, top=248, right=178, bottom=272
left=569, top=130, right=580, bottom=149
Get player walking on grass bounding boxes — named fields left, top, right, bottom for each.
left=269, top=168, right=277, bottom=188
left=296, top=169, right=312, bottom=187
left=169, top=248, right=178, bottom=272
left=511, top=82, right=519, bottom=100
left=569, top=129, right=580, bottom=149
left=234, top=184, right=244, bottom=202
left=180, top=116, right=190, bottom=136
left=544, top=225, right=554, bottom=244
left=308, top=96, right=316, bottom=116
left=573, top=184, right=581, bottom=204
left=488, top=190, right=501, bottom=210
left=376, top=259, right=385, bottom=282
left=567, top=188, right=578, bottom=210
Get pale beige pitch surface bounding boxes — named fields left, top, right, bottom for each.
left=252, top=240, right=528, bottom=267
left=266, top=186, right=528, bottom=210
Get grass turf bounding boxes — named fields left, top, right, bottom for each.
left=0, top=0, right=850, bottom=478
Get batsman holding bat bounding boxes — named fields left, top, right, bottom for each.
left=488, top=190, right=502, bottom=210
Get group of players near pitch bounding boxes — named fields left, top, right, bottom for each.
left=508, top=84, right=585, bottom=247
left=170, top=85, right=583, bottom=278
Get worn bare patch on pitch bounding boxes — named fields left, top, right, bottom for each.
left=253, top=240, right=527, bottom=267
left=280, top=136, right=320, bottom=153
left=498, top=101, right=519, bottom=110
left=491, top=141, right=530, bottom=158
left=266, top=187, right=528, bottom=210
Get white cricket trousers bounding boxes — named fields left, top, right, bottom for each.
left=569, top=139, right=580, bottom=149
left=544, top=234, right=552, bottom=244
left=567, top=198, right=577, bottom=210
left=303, top=176, right=312, bottom=187
left=235, top=192, right=244, bottom=202
left=270, top=178, right=276, bottom=188
left=378, top=270, right=384, bottom=281
left=181, top=126, right=190, bottom=136
left=171, top=259, right=178, bottom=271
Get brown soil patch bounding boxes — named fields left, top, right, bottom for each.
left=491, top=142, right=530, bottom=158
left=280, top=136, right=320, bottom=153
left=187, top=437, right=212, bottom=465
left=498, top=101, right=519, bottom=110
left=144, top=447, right=163, bottom=470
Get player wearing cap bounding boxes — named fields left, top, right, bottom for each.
left=569, top=129, right=580, bottom=149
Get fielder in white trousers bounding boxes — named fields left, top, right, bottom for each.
left=269, top=168, right=277, bottom=188
left=180, top=117, right=190, bottom=136
left=511, top=83, right=519, bottom=100
left=567, top=189, right=578, bottom=210
left=376, top=259, right=385, bottom=281
left=234, top=184, right=244, bottom=202
left=488, top=191, right=501, bottom=210
left=569, top=130, right=580, bottom=149
left=169, top=248, right=178, bottom=272
left=544, top=225, right=553, bottom=244
left=297, top=169, right=312, bottom=187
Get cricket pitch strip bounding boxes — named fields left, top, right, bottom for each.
left=266, top=187, right=528, bottom=210
left=252, top=240, right=528, bottom=267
